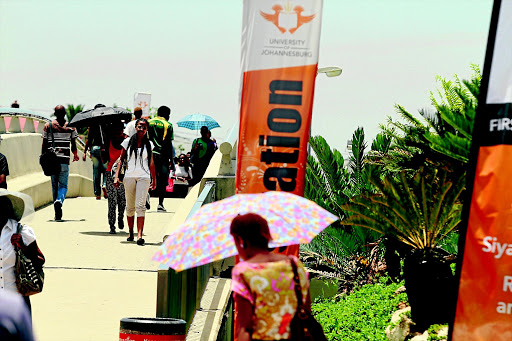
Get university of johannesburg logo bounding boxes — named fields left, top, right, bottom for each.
left=260, top=1, right=315, bottom=34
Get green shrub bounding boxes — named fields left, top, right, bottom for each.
left=427, top=324, right=448, bottom=340
left=312, top=279, right=407, bottom=340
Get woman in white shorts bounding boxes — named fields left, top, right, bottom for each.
left=114, top=118, right=156, bottom=246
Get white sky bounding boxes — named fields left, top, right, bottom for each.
left=0, top=0, right=493, bottom=150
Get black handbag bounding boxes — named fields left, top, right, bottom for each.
left=39, top=123, right=61, bottom=176
left=289, top=257, right=328, bottom=341
left=14, top=223, right=45, bottom=296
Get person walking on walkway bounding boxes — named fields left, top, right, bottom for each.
left=105, top=122, right=126, bottom=234
left=171, top=153, right=193, bottom=184
left=123, top=107, right=143, bottom=138
left=114, top=118, right=156, bottom=246
left=230, top=213, right=312, bottom=341
left=148, top=106, right=174, bottom=212
left=41, top=105, right=79, bottom=220
left=0, top=135, right=9, bottom=189
left=82, top=104, right=108, bottom=200
left=0, top=190, right=45, bottom=315
left=189, top=126, right=215, bottom=187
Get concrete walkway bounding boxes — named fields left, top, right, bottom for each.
left=28, top=196, right=184, bottom=341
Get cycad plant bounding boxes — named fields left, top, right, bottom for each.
left=303, top=129, right=389, bottom=290
left=340, top=167, right=465, bottom=328
left=340, top=167, right=464, bottom=250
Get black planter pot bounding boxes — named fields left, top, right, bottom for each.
left=403, top=248, right=457, bottom=331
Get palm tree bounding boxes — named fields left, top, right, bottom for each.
left=65, top=104, right=86, bottom=134
left=65, top=104, right=84, bottom=123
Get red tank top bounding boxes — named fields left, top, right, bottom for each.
left=107, top=141, right=123, bottom=172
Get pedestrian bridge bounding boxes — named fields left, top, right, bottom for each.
left=0, top=116, right=238, bottom=341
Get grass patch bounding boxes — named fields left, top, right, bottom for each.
left=312, top=278, right=408, bottom=340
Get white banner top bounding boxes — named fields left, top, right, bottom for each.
left=241, top=0, right=323, bottom=72
left=133, top=92, right=151, bottom=117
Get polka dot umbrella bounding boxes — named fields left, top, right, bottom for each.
left=152, top=191, right=338, bottom=272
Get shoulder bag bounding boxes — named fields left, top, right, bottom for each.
left=39, top=123, right=61, bottom=176
left=289, top=257, right=328, bottom=341
left=14, top=223, right=45, bottom=296
left=111, top=156, right=128, bottom=183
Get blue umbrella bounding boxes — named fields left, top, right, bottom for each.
left=177, top=113, right=220, bottom=131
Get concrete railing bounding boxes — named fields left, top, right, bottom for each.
left=0, top=133, right=94, bottom=208
left=0, top=110, right=53, bottom=134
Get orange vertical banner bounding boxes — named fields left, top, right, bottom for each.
left=237, top=0, right=323, bottom=193
left=451, top=0, right=512, bottom=339
left=237, top=0, right=323, bottom=255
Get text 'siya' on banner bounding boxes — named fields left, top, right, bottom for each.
left=452, top=0, right=512, bottom=339
left=236, top=0, right=323, bottom=196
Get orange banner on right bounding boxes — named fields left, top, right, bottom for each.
left=452, top=0, right=512, bottom=339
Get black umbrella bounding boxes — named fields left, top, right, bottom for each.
left=68, top=106, right=132, bottom=128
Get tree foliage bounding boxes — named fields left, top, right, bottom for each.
left=377, top=65, right=480, bottom=175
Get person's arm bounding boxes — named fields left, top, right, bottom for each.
left=149, top=153, right=156, bottom=191
left=0, top=174, right=6, bottom=189
left=234, top=294, right=253, bottom=341
left=114, top=147, right=127, bottom=188
left=41, top=123, right=49, bottom=153
left=82, top=127, right=91, bottom=161
left=191, top=139, right=199, bottom=153
left=71, top=137, right=79, bottom=162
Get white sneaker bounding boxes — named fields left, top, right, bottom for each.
left=157, top=204, right=166, bottom=212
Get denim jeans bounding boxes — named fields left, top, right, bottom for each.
left=91, top=146, right=107, bottom=197
left=51, top=164, right=69, bottom=203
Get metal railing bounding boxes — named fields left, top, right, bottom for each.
left=156, top=123, right=238, bottom=339
left=156, top=181, right=217, bottom=329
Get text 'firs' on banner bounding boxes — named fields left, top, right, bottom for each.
left=236, top=0, right=323, bottom=196
left=451, top=0, right=512, bottom=339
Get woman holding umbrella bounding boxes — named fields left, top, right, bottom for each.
left=114, top=118, right=156, bottom=246
left=230, top=213, right=316, bottom=341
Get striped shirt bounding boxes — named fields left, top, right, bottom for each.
left=42, top=120, right=78, bottom=164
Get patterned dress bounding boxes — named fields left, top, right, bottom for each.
left=231, top=256, right=309, bottom=340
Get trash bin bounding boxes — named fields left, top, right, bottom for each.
left=120, top=317, right=186, bottom=341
